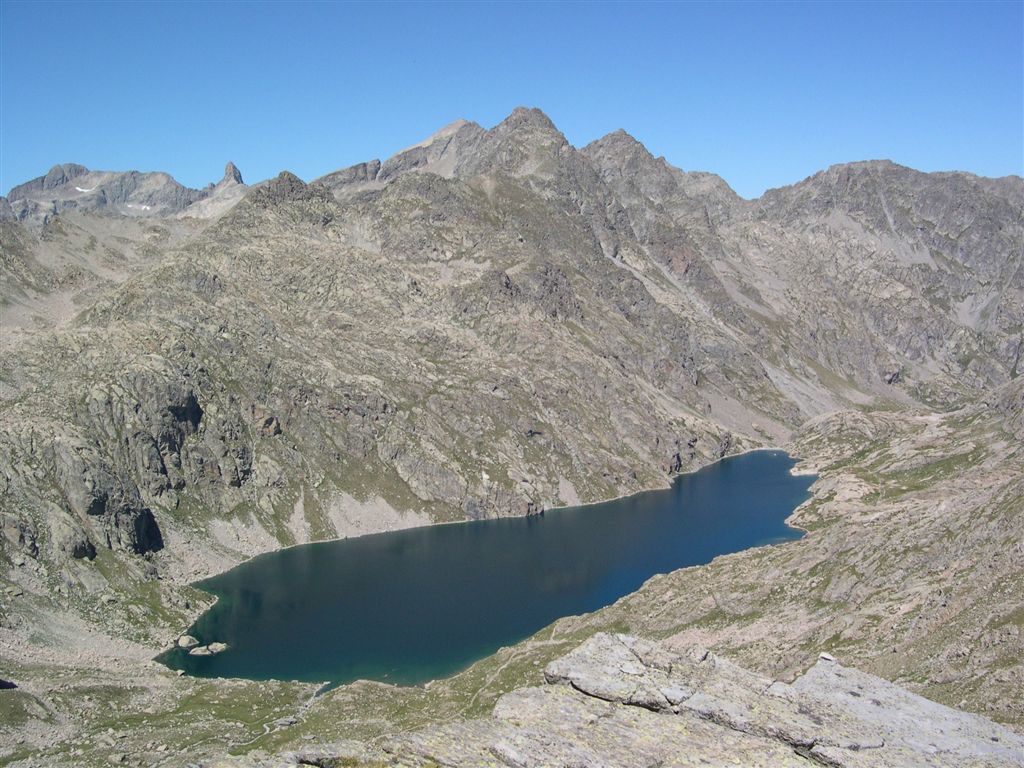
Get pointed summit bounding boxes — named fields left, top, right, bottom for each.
left=451, top=107, right=569, bottom=180
left=598, top=128, right=644, bottom=146
left=583, top=129, right=656, bottom=167
left=222, top=162, right=244, bottom=186
left=582, top=129, right=665, bottom=190
left=491, top=107, right=566, bottom=146
left=502, top=106, right=559, bottom=131
left=254, top=171, right=308, bottom=201
left=582, top=128, right=740, bottom=214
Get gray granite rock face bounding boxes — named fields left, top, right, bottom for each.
left=6, top=163, right=215, bottom=225
left=222, top=162, right=243, bottom=186
left=375, top=633, right=1024, bottom=767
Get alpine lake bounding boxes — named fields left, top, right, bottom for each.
left=159, top=449, right=815, bottom=687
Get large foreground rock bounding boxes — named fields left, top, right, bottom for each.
left=375, top=633, right=1023, bottom=767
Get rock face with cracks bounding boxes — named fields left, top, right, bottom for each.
left=216, top=634, right=1024, bottom=768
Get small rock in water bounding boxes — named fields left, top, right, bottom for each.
left=188, top=646, right=213, bottom=656
left=208, top=641, right=228, bottom=654
left=177, top=634, right=199, bottom=649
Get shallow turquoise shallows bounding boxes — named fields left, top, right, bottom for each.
left=158, top=449, right=814, bottom=686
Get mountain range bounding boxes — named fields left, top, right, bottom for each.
left=1, top=107, right=1021, bottom=766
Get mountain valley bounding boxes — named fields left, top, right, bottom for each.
left=1, top=107, right=1022, bottom=766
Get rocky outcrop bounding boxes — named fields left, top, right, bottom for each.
left=51, top=514, right=96, bottom=560
left=1, top=513, right=38, bottom=557
left=221, top=162, right=243, bottom=186
left=994, top=376, right=1024, bottom=439
left=246, top=634, right=1023, bottom=767
left=41, top=431, right=160, bottom=555
left=532, top=634, right=1024, bottom=767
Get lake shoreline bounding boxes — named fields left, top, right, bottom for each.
left=160, top=450, right=815, bottom=686
left=162, top=446, right=813, bottom=653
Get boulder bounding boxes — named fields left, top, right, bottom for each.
left=52, top=516, right=96, bottom=560
left=258, top=415, right=281, bottom=437
left=2, top=514, right=38, bottom=557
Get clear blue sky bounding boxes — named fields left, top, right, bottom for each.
left=2, top=1, right=1021, bottom=199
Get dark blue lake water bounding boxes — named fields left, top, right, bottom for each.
left=158, top=449, right=813, bottom=686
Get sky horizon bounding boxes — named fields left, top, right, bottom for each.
left=2, top=1, right=1021, bottom=199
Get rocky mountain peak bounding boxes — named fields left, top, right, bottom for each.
left=581, top=128, right=693, bottom=212
left=237, top=170, right=334, bottom=223
left=812, top=159, right=911, bottom=192
left=451, top=107, right=570, bottom=181
left=754, top=157, right=986, bottom=225
left=222, top=161, right=244, bottom=186
left=8, top=163, right=89, bottom=200
left=42, top=163, right=89, bottom=190
left=583, top=129, right=658, bottom=171
left=579, top=131, right=743, bottom=222
left=261, top=170, right=306, bottom=193
left=6, top=162, right=208, bottom=224
left=489, top=106, right=567, bottom=148
left=506, top=105, right=555, bottom=126
left=591, top=128, right=648, bottom=152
